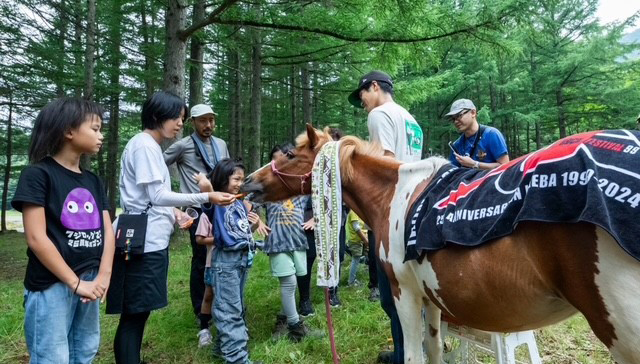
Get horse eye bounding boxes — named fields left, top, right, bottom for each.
left=286, top=151, right=296, bottom=159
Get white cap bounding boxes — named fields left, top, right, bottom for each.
left=190, top=104, right=217, bottom=118
left=445, top=99, right=476, bottom=116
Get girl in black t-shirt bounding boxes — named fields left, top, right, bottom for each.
left=11, top=98, right=115, bottom=364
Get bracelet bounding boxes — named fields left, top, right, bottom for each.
left=473, top=161, right=480, bottom=169
left=73, top=279, right=80, bottom=294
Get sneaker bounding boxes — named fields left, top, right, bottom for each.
left=299, top=299, right=315, bottom=318
left=348, top=279, right=361, bottom=287
left=369, top=287, right=380, bottom=302
left=197, top=328, right=212, bottom=348
left=377, top=350, right=394, bottom=363
left=272, top=314, right=288, bottom=340
left=329, top=287, right=342, bottom=307
left=287, top=320, right=325, bottom=343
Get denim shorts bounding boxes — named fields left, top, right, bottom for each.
left=204, top=267, right=214, bottom=287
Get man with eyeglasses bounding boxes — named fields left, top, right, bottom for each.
left=446, top=99, right=509, bottom=170
left=348, top=70, right=423, bottom=364
left=163, top=104, right=230, bottom=342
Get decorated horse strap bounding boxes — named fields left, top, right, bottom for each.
left=311, top=141, right=342, bottom=364
left=405, top=129, right=640, bottom=263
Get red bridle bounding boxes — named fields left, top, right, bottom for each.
left=270, top=160, right=312, bottom=195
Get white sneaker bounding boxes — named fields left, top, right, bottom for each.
left=198, top=328, right=213, bottom=348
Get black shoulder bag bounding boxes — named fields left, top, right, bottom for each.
left=115, top=202, right=152, bottom=260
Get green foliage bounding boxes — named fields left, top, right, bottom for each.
left=0, top=0, right=639, bottom=206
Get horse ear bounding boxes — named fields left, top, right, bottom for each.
left=306, top=123, right=318, bottom=149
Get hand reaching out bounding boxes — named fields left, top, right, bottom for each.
left=302, top=218, right=315, bottom=231
left=209, top=192, right=236, bottom=205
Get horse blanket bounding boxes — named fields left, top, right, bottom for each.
left=405, top=130, right=640, bottom=262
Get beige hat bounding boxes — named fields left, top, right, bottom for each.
left=190, top=104, right=217, bottom=118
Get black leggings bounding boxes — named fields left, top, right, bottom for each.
left=297, top=232, right=317, bottom=302
left=114, top=311, right=151, bottom=364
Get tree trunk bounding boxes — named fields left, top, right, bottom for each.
left=163, top=0, right=187, bottom=97
left=556, top=87, right=567, bottom=138
left=228, top=49, right=241, bottom=158
left=1, top=95, right=13, bottom=232
left=140, top=0, right=155, bottom=99
left=526, top=121, right=530, bottom=154
left=73, top=0, right=83, bottom=97
left=84, top=0, right=96, bottom=100
left=489, top=75, right=497, bottom=113
left=249, top=27, right=262, bottom=170
left=105, top=0, right=123, bottom=220
left=312, top=69, right=318, bottom=127
left=78, top=0, right=97, bottom=171
left=290, top=65, right=297, bottom=142
left=301, top=63, right=312, bottom=126
left=107, top=99, right=120, bottom=220
left=188, top=0, right=205, bottom=108
left=56, top=0, right=68, bottom=97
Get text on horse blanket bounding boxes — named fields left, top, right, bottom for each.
left=405, top=130, right=640, bottom=262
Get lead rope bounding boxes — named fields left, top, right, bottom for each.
left=311, top=141, right=342, bottom=364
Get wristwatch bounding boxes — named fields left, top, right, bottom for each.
left=473, top=161, right=480, bottom=169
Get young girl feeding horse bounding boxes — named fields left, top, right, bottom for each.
left=200, top=158, right=268, bottom=364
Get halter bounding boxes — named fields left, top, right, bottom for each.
left=270, top=160, right=312, bottom=194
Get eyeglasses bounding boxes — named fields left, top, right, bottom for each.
left=448, top=109, right=470, bottom=122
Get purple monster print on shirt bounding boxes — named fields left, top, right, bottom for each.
left=61, top=187, right=101, bottom=230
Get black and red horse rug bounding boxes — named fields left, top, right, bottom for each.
left=405, top=129, right=640, bottom=261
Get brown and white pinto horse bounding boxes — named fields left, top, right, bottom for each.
left=245, top=125, right=640, bottom=364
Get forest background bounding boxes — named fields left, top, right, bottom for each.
left=1, top=0, right=639, bottom=227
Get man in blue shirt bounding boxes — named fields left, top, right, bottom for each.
left=447, top=99, right=509, bottom=169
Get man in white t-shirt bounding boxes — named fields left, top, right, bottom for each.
left=348, top=70, right=423, bottom=364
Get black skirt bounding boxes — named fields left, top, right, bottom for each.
left=106, top=248, right=169, bottom=315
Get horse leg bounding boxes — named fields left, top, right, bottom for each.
left=587, top=227, right=640, bottom=363
left=395, top=289, right=425, bottom=363
left=422, top=299, right=443, bottom=364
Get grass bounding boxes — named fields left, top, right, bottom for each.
left=0, top=230, right=614, bottom=363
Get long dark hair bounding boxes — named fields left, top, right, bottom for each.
left=141, top=91, right=187, bottom=130
left=210, top=158, right=246, bottom=193
left=28, top=98, right=104, bottom=163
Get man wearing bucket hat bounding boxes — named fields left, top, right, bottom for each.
left=446, top=98, right=509, bottom=170
left=164, top=103, right=230, bottom=342
left=349, top=70, right=423, bottom=364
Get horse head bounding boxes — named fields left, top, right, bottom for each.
left=244, top=124, right=333, bottom=202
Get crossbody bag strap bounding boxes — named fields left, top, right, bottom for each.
left=469, top=124, right=487, bottom=159
left=124, top=201, right=152, bottom=214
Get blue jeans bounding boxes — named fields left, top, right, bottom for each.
left=348, top=254, right=361, bottom=285
left=211, top=249, right=251, bottom=364
left=24, top=269, right=100, bottom=364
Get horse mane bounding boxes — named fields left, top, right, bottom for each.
left=296, top=127, right=447, bottom=183
left=338, top=136, right=384, bottom=183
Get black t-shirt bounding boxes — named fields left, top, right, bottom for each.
left=11, top=157, right=109, bottom=291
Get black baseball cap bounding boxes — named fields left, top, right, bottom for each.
left=348, top=70, right=394, bottom=108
